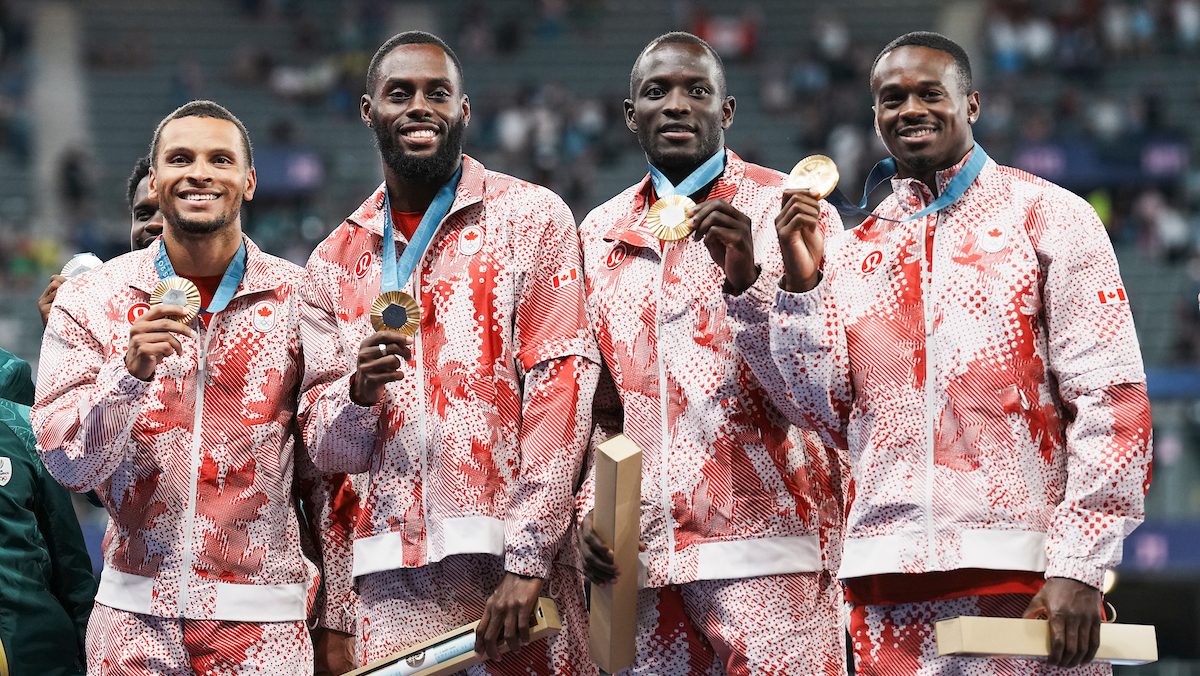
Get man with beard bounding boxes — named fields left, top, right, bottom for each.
left=38, top=155, right=166, bottom=326
left=758, top=32, right=1151, bottom=673
left=575, top=32, right=847, bottom=674
left=298, top=32, right=600, bottom=672
left=33, top=100, right=322, bottom=673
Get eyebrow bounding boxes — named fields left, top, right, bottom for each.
left=161, top=145, right=240, bottom=157
left=381, top=76, right=454, bottom=89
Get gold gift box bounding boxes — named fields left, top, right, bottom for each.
left=935, top=616, right=1157, bottom=665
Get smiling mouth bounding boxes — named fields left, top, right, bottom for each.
left=401, top=128, right=439, bottom=141
left=898, top=126, right=937, bottom=139
left=180, top=193, right=219, bottom=202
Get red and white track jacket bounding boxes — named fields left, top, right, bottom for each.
left=34, top=239, right=321, bottom=622
left=298, top=156, right=600, bottom=581
left=756, top=151, right=1152, bottom=589
left=579, top=150, right=848, bottom=587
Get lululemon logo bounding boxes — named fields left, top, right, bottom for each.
left=861, top=251, right=884, bottom=274
left=605, top=244, right=628, bottom=270
left=127, top=303, right=151, bottom=324
left=355, top=251, right=372, bottom=278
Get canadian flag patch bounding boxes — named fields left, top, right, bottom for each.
left=459, top=225, right=484, bottom=255
left=252, top=301, right=278, bottom=332
left=552, top=268, right=579, bottom=289
left=1097, top=287, right=1128, bottom=305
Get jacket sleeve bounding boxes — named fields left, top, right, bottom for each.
left=33, top=283, right=152, bottom=492
left=32, top=437, right=97, bottom=663
left=727, top=200, right=845, bottom=437
left=575, top=361, right=623, bottom=526
left=505, top=193, right=602, bottom=578
left=1034, top=192, right=1153, bottom=589
left=298, top=258, right=383, bottom=475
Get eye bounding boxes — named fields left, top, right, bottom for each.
left=167, top=153, right=189, bottom=164
left=388, top=89, right=410, bottom=102
left=922, top=90, right=945, bottom=101
left=644, top=85, right=664, bottom=98
left=213, top=155, right=233, bottom=165
left=134, top=209, right=153, bottom=222
left=429, top=88, right=451, bottom=100
left=689, top=85, right=710, bottom=97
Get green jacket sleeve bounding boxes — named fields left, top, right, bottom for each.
left=32, top=441, right=96, bottom=663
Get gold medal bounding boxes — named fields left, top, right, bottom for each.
left=149, top=277, right=201, bottom=324
left=646, top=194, right=697, bottom=241
left=786, top=154, right=840, bottom=199
left=61, top=252, right=103, bottom=278
left=370, top=290, right=420, bottom=335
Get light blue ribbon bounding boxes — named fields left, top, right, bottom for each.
left=381, top=166, right=463, bottom=293
left=826, top=143, right=989, bottom=222
left=647, top=148, right=726, bottom=199
left=154, top=240, right=247, bottom=315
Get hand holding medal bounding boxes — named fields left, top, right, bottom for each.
left=777, top=155, right=840, bottom=294
left=125, top=302, right=196, bottom=381
left=645, top=149, right=726, bottom=241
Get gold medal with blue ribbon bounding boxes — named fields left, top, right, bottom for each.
left=371, top=166, right=463, bottom=335
left=150, top=240, right=246, bottom=325
left=645, top=149, right=726, bottom=241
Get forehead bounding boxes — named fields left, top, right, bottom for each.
left=871, top=45, right=958, bottom=91
left=133, top=175, right=154, bottom=204
left=376, top=43, right=460, bottom=90
left=636, top=42, right=719, bottom=86
left=158, top=116, right=245, bottom=159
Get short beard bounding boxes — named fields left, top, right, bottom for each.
left=639, top=124, right=723, bottom=178
left=374, top=116, right=466, bottom=184
left=172, top=214, right=229, bottom=235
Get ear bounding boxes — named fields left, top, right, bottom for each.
left=721, top=95, right=736, bottom=130
left=360, top=94, right=373, bottom=128
left=966, top=90, right=981, bottom=125
left=872, top=110, right=882, bottom=139
left=148, top=166, right=158, bottom=197
left=242, top=167, right=257, bottom=202
left=462, top=94, right=471, bottom=127
left=624, top=98, right=637, bottom=133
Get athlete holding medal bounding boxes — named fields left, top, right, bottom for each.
left=32, top=101, right=324, bottom=673
left=298, top=32, right=600, bottom=672
left=747, top=32, right=1153, bottom=674
left=575, top=33, right=848, bottom=673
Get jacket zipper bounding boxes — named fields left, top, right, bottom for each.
left=655, top=250, right=677, bottom=579
left=922, top=210, right=942, bottom=568
left=179, top=318, right=212, bottom=615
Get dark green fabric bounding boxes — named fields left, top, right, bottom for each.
left=0, top=349, right=94, bottom=675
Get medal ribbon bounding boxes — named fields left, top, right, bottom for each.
left=825, top=143, right=989, bottom=223
left=647, top=148, right=726, bottom=199
left=381, top=166, right=463, bottom=294
left=153, top=239, right=247, bottom=314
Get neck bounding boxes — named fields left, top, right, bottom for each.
left=162, top=225, right=242, bottom=276
left=383, top=158, right=461, bottom=213
left=899, top=142, right=975, bottom=196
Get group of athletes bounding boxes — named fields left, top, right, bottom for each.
left=27, top=24, right=1151, bottom=676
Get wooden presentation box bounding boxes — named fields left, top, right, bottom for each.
left=935, top=616, right=1157, bottom=665
left=346, top=597, right=561, bottom=676
left=589, top=434, right=643, bottom=674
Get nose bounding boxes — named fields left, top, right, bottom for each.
left=898, top=94, right=927, bottom=119
left=405, top=91, right=434, bottom=119
left=145, top=212, right=165, bottom=235
left=662, top=87, right=691, bottom=117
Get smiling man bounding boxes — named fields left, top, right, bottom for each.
left=575, top=32, right=848, bottom=674
left=757, top=32, right=1152, bottom=673
left=298, top=32, right=600, bottom=672
left=33, top=100, right=324, bottom=673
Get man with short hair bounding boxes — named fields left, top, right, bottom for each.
left=299, top=31, right=599, bottom=672
left=38, top=155, right=165, bottom=326
left=761, top=31, right=1152, bottom=673
left=575, top=32, right=848, bottom=674
left=34, top=100, right=320, bottom=673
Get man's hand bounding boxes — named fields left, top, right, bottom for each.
left=577, top=511, right=618, bottom=585
left=125, top=304, right=195, bottom=381
left=775, top=189, right=825, bottom=293
left=39, top=275, right=66, bottom=327
left=475, top=573, right=543, bottom=661
left=312, top=628, right=356, bottom=676
left=690, top=198, right=759, bottom=294
left=349, top=331, right=414, bottom=406
left=1022, top=577, right=1102, bottom=668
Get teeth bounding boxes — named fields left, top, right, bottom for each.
left=404, top=129, right=436, bottom=139
left=182, top=194, right=218, bottom=201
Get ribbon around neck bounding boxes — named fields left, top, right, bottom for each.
left=647, top=148, right=726, bottom=199
left=825, top=143, right=989, bottom=223
left=381, top=166, right=463, bottom=294
left=153, top=239, right=247, bottom=315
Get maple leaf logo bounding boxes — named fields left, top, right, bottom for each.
left=988, top=228, right=1002, bottom=237
left=257, top=305, right=272, bottom=317
left=193, top=453, right=269, bottom=582
left=464, top=230, right=479, bottom=240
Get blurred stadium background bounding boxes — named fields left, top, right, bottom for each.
left=0, top=0, right=1197, bottom=671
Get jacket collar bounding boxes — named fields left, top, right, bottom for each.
left=604, top=148, right=745, bottom=247
left=128, top=236, right=280, bottom=299
left=347, top=155, right=487, bottom=241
